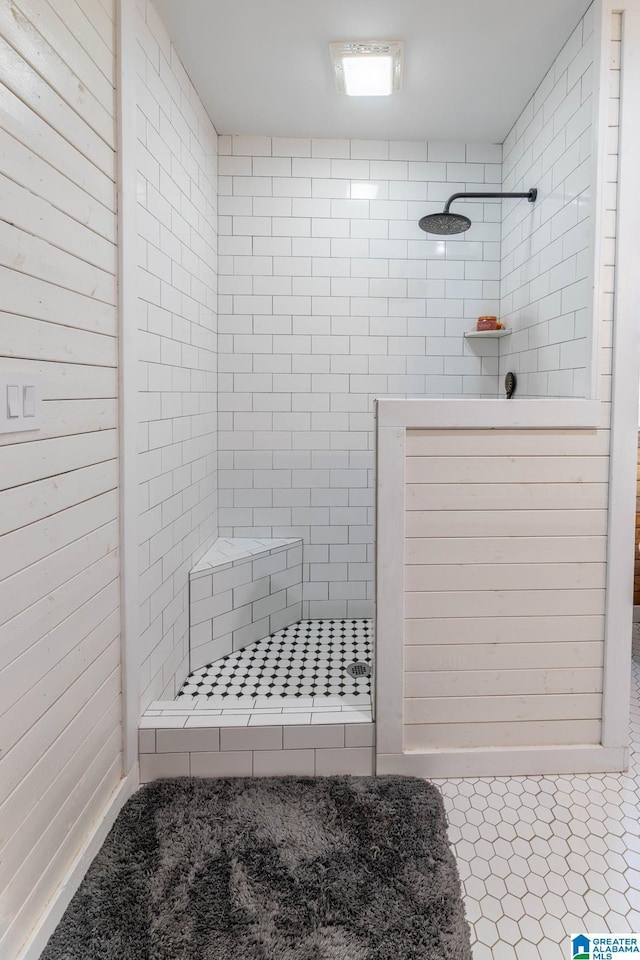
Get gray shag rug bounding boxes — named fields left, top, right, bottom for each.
left=42, top=776, right=471, bottom=960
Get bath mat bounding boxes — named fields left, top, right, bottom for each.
left=41, top=776, right=471, bottom=960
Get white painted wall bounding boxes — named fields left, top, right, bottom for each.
left=136, top=0, right=219, bottom=708
left=0, top=1, right=122, bottom=956
left=217, top=136, right=503, bottom=618
left=499, top=3, right=595, bottom=397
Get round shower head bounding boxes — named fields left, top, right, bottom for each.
left=418, top=189, right=538, bottom=236
left=418, top=211, right=472, bottom=235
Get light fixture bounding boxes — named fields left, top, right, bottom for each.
left=330, top=41, right=403, bottom=97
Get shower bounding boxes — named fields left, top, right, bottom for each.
left=418, top=188, right=538, bottom=235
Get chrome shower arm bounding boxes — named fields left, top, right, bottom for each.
left=443, top=189, right=538, bottom=213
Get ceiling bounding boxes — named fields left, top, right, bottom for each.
left=152, top=0, right=593, bottom=144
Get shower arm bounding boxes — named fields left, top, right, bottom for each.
left=443, top=189, right=538, bottom=213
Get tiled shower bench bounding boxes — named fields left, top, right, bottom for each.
left=189, top=537, right=303, bottom=671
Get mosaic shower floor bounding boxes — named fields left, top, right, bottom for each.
left=178, top=618, right=373, bottom=700
left=435, top=626, right=640, bottom=959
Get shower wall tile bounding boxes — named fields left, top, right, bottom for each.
left=217, top=138, right=502, bottom=617
left=136, top=1, right=218, bottom=709
left=499, top=7, right=594, bottom=396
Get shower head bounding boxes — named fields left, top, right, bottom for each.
left=419, top=188, right=538, bottom=236
left=418, top=211, right=472, bottom=235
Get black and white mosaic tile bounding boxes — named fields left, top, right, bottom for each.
left=178, top=618, right=373, bottom=699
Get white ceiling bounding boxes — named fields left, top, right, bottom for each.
left=152, top=0, right=593, bottom=144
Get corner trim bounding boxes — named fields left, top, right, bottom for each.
left=116, top=0, right=140, bottom=772
left=602, top=0, right=640, bottom=750
left=374, top=424, right=406, bottom=760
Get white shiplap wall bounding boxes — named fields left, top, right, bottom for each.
left=136, top=0, right=218, bottom=709
left=217, top=136, right=503, bottom=619
left=499, top=3, right=595, bottom=397
left=403, top=428, right=607, bottom=753
left=0, top=2, right=121, bottom=956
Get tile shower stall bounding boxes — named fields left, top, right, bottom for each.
left=134, top=0, right=607, bottom=779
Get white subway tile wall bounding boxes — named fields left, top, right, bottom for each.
left=136, top=1, right=218, bottom=708
left=217, top=137, right=503, bottom=617
left=499, top=4, right=594, bottom=396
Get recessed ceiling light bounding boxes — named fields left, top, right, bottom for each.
left=329, top=41, right=404, bottom=97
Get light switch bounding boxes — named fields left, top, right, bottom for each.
left=23, top=385, right=35, bottom=417
left=7, top=385, right=20, bottom=418
left=0, top=374, right=41, bottom=434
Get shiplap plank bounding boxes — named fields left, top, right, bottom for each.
left=0, top=521, right=118, bottom=626
left=67, top=0, right=115, bottom=48
left=1, top=696, right=120, bottom=926
left=46, top=0, right=114, bottom=77
left=0, top=490, right=117, bottom=580
left=0, top=124, right=115, bottom=239
left=4, top=753, right=122, bottom=960
left=406, top=456, right=610, bottom=484
left=404, top=562, right=606, bottom=592
left=403, top=720, right=602, bottom=751
left=405, top=693, right=603, bottom=724
left=0, top=173, right=116, bottom=272
left=0, top=639, right=119, bottom=807
left=405, top=668, right=603, bottom=698
left=405, top=641, right=604, bottom=671
left=0, top=459, right=118, bottom=537
left=0, top=400, right=117, bottom=447
left=0, top=221, right=115, bottom=304
left=406, top=509, right=608, bottom=537
left=0, top=551, right=118, bottom=672
left=0, top=38, right=114, bottom=181
left=405, top=589, right=605, bottom=619
left=14, top=0, right=114, bottom=108
left=3, top=746, right=121, bottom=960
left=0, top=430, right=117, bottom=491
left=405, top=536, right=607, bottom=565
left=405, top=616, right=604, bottom=645
left=0, top=583, right=119, bottom=751
left=0, top=630, right=118, bottom=847
left=95, top=0, right=115, bottom=23
left=0, top=359, right=117, bottom=399
left=0, top=5, right=114, bottom=145
left=0, top=265, right=115, bottom=334
left=5, top=752, right=122, bottom=955
left=406, top=483, right=608, bottom=511
left=405, top=429, right=611, bottom=457
left=0, top=691, right=119, bottom=893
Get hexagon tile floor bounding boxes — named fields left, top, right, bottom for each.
left=432, top=626, right=640, bottom=959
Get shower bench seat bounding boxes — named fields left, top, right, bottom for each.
left=189, top=537, right=303, bottom=671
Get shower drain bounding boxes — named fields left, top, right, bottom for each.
left=346, top=662, right=372, bottom=679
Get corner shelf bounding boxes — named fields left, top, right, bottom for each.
left=464, top=329, right=511, bottom=339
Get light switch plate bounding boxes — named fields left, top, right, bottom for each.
left=0, top=373, right=42, bottom=434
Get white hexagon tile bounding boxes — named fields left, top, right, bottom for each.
left=434, top=626, right=640, bottom=960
